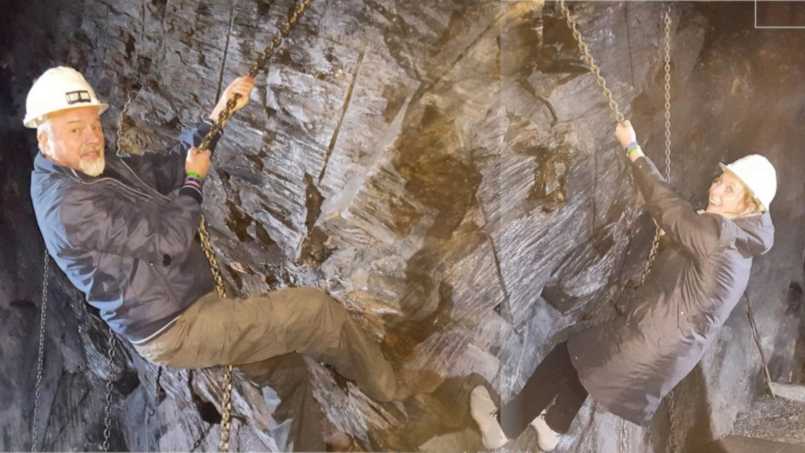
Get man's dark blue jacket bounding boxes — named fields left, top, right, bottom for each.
left=31, top=123, right=215, bottom=343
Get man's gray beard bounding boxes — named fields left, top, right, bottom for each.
left=79, top=155, right=105, bottom=177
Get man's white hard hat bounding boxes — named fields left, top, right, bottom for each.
left=23, top=66, right=108, bottom=128
left=719, top=154, right=777, bottom=212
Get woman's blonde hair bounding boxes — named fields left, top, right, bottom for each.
left=742, top=188, right=763, bottom=214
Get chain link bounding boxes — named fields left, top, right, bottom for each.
left=637, top=7, right=673, bottom=288
left=198, top=219, right=234, bottom=452
left=195, top=1, right=313, bottom=450
left=199, top=219, right=228, bottom=300
left=198, top=0, right=313, bottom=153
left=100, top=325, right=117, bottom=452
left=557, top=0, right=625, bottom=124
left=560, top=2, right=674, bottom=288
left=31, top=253, right=49, bottom=452
left=666, top=389, right=679, bottom=453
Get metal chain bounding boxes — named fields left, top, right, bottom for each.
left=199, top=220, right=229, bottom=301
left=557, top=0, right=625, bottom=124
left=746, top=291, right=777, bottom=398
left=100, top=325, right=117, bottom=452
left=636, top=7, right=673, bottom=288
left=34, top=250, right=119, bottom=451
left=666, top=389, right=679, bottom=453
left=198, top=0, right=313, bottom=152
left=196, top=2, right=313, bottom=450
left=31, top=253, right=49, bottom=452
left=198, top=219, right=235, bottom=452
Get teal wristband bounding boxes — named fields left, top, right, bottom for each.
left=626, top=143, right=642, bottom=159
left=186, top=170, right=205, bottom=180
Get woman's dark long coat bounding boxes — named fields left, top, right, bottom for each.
left=568, top=156, right=775, bottom=425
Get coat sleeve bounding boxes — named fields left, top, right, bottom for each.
left=59, top=183, right=202, bottom=264
left=124, top=120, right=221, bottom=195
left=631, top=156, right=732, bottom=257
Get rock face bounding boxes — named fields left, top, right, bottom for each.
left=1, top=1, right=804, bottom=452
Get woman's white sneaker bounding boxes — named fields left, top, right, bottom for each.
left=530, top=412, right=561, bottom=452
left=470, top=385, right=508, bottom=449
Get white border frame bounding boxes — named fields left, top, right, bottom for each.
left=755, top=0, right=805, bottom=29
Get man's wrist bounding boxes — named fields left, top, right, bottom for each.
left=625, top=142, right=644, bottom=161
left=186, top=170, right=205, bottom=180
left=180, top=175, right=204, bottom=204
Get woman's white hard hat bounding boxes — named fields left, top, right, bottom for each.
left=719, top=154, right=777, bottom=212
left=23, top=66, right=108, bottom=128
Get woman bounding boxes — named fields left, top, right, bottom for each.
left=471, top=121, right=777, bottom=451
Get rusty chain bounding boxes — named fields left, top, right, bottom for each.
left=198, top=0, right=313, bottom=152
left=195, top=1, right=313, bottom=451
left=637, top=7, right=673, bottom=287
left=557, top=0, right=625, bottom=124
left=198, top=219, right=236, bottom=452
left=559, top=0, right=673, bottom=288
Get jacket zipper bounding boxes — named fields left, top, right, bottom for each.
left=73, top=172, right=153, bottom=201
left=118, top=159, right=172, bottom=202
left=70, top=164, right=181, bottom=306
left=116, top=160, right=186, bottom=308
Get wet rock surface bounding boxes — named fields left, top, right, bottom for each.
left=1, top=1, right=804, bottom=452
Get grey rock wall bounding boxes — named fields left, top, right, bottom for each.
left=1, top=1, right=804, bottom=452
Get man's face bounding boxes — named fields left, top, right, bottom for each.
left=38, top=106, right=105, bottom=176
left=706, top=171, right=753, bottom=218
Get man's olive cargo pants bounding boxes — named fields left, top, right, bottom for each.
left=134, top=287, right=399, bottom=401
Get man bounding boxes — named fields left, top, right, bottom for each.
left=28, top=67, right=438, bottom=428
left=470, top=120, right=776, bottom=451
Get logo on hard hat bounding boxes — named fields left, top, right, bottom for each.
left=65, top=90, right=92, bottom=105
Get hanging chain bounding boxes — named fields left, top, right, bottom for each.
left=198, top=0, right=313, bottom=152
left=31, top=253, right=49, bottom=452
left=745, top=291, right=777, bottom=398
left=198, top=220, right=235, bottom=452
left=199, top=220, right=229, bottom=301
left=194, top=1, right=313, bottom=450
left=636, top=7, right=673, bottom=288
left=557, top=0, right=625, bottom=124
left=100, top=325, right=117, bottom=452
left=32, top=255, right=119, bottom=450
left=666, top=389, right=679, bottom=453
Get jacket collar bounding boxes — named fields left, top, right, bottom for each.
left=731, top=212, right=774, bottom=257
left=34, top=148, right=125, bottom=183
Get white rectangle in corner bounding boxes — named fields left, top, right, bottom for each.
left=755, top=1, right=805, bottom=29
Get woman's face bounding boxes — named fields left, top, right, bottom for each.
left=705, top=171, right=754, bottom=218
